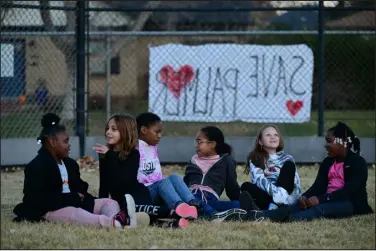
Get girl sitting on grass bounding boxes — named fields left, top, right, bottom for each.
left=241, top=124, right=302, bottom=210
left=218, top=122, right=374, bottom=222
left=136, top=112, right=201, bottom=223
left=13, top=113, right=146, bottom=229
left=184, top=126, right=248, bottom=220
left=96, top=114, right=187, bottom=228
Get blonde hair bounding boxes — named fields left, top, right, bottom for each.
left=244, top=124, right=284, bottom=174
left=105, top=114, right=138, bottom=158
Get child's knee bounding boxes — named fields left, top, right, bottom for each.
left=240, top=181, right=253, bottom=191
left=283, top=161, right=296, bottom=172
left=168, top=174, right=182, bottom=181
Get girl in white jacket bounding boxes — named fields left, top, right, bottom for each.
left=241, top=124, right=302, bottom=210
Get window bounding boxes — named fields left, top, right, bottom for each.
left=88, top=40, right=120, bottom=75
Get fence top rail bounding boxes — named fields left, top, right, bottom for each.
left=2, top=3, right=375, bottom=12
left=1, top=30, right=375, bottom=37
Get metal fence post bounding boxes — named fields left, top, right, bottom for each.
left=76, top=0, right=86, bottom=157
left=317, top=0, right=325, bottom=136
left=106, top=36, right=111, bottom=122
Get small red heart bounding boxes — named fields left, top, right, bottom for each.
left=160, top=65, right=195, bottom=99
left=286, top=100, right=304, bottom=116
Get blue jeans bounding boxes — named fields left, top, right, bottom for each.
left=194, top=190, right=240, bottom=216
left=148, top=174, right=196, bottom=210
left=287, top=200, right=354, bottom=221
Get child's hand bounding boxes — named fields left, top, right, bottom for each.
left=298, top=196, right=308, bottom=209
left=307, top=196, right=319, bottom=208
left=93, top=144, right=109, bottom=154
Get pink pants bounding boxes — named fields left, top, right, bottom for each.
left=44, top=198, right=120, bottom=228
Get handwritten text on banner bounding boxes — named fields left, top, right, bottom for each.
left=149, top=44, right=314, bottom=123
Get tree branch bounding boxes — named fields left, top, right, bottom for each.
left=39, top=0, right=75, bottom=54
left=92, top=1, right=162, bottom=59
left=0, top=1, right=11, bottom=25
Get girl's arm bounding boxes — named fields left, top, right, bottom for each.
left=302, top=158, right=330, bottom=198
left=250, top=162, right=293, bottom=205
left=225, top=157, right=240, bottom=201
left=98, top=155, right=110, bottom=198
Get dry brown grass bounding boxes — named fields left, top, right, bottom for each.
left=1, top=165, right=375, bottom=249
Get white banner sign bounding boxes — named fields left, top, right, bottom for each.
left=149, top=44, right=314, bottom=123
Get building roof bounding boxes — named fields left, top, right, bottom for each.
left=1, top=1, right=131, bottom=27
left=107, top=1, right=253, bottom=25
left=325, top=11, right=375, bottom=29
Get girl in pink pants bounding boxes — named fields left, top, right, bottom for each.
left=13, top=113, right=149, bottom=229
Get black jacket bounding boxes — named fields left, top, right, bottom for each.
left=13, top=148, right=96, bottom=222
left=303, top=151, right=373, bottom=215
left=184, top=154, right=240, bottom=201
left=98, top=149, right=152, bottom=208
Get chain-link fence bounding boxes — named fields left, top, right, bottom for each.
left=1, top=1, right=77, bottom=138
left=1, top=1, right=375, bottom=141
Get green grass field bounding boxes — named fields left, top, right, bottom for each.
left=1, top=109, right=375, bottom=138
left=1, top=165, right=375, bottom=249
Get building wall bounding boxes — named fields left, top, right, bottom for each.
left=21, top=35, right=248, bottom=100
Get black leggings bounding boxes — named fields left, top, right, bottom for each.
left=241, top=161, right=296, bottom=210
left=130, top=184, right=171, bottom=221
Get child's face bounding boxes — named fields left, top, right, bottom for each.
left=325, top=131, right=346, bottom=158
left=106, top=118, right=121, bottom=146
left=141, top=121, right=163, bottom=146
left=50, top=131, right=70, bottom=159
left=259, top=127, right=280, bottom=151
left=195, top=131, right=216, bottom=157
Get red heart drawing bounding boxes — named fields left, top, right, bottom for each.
left=159, top=65, right=195, bottom=99
left=286, top=100, right=304, bottom=116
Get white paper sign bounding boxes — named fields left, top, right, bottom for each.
left=1, top=44, right=14, bottom=78
left=149, top=44, right=314, bottom=123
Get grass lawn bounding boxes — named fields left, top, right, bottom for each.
left=1, top=109, right=375, bottom=138
left=1, top=165, right=375, bottom=249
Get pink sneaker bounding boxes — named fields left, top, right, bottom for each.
left=175, top=203, right=198, bottom=219
left=178, top=218, right=190, bottom=228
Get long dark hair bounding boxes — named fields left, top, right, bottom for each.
left=328, top=121, right=361, bottom=155
left=200, top=126, right=232, bottom=156
left=244, top=124, right=284, bottom=174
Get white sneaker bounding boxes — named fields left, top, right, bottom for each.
left=125, top=194, right=137, bottom=228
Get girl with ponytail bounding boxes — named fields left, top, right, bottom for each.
left=13, top=113, right=149, bottom=229
left=184, top=126, right=249, bottom=220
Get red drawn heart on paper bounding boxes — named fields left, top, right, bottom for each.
left=286, top=100, right=304, bottom=116
left=159, top=65, right=195, bottom=99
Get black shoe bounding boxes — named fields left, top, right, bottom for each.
left=188, top=200, right=206, bottom=218
left=210, top=208, right=248, bottom=222
left=263, top=205, right=291, bottom=222
left=154, top=218, right=190, bottom=229
left=239, top=191, right=260, bottom=211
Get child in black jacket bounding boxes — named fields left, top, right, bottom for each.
left=13, top=113, right=144, bottom=229
left=96, top=114, right=188, bottom=228
left=214, top=122, right=374, bottom=222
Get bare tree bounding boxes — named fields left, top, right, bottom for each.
left=0, top=1, right=12, bottom=25
left=39, top=1, right=161, bottom=121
